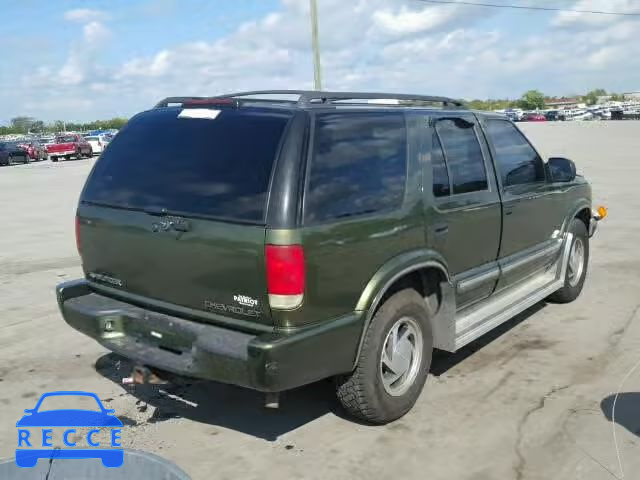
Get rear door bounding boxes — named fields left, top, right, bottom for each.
left=424, top=113, right=502, bottom=309
left=78, top=106, right=293, bottom=327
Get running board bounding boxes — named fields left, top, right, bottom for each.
left=453, top=234, right=572, bottom=350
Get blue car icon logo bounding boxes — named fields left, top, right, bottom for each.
left=15, top=391, right=124, bottom=468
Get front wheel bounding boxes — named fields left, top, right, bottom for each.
left=335, top=289, right=433, bottom=424
left=548, top=218, right=589, bottom=303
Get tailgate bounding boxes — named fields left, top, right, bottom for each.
left=79, top=204, right=272, bottom=325
left=76, top=105, right=293, bottom=328
left=48, top=143, right=74, bottom=152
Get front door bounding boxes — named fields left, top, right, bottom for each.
left=480, top=118, right=564, bottom=290
left=421, top=113, right=502, bottom=309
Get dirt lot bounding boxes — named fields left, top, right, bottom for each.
left=1, top=121, right=639, bottom=479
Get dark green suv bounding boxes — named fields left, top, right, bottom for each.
left=57, top=91, right=602, bottom=424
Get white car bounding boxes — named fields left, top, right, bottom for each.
left=84, top=135, right=109, bottom=155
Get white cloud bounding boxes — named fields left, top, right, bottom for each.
left=64, top=8, right=109, bottom=23
left=552, top=0, right=640, bottom=28
left=10, top=0, right=640, bottom=121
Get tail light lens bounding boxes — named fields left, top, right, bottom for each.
left=75, top=215, right=82, bottom=257
left=265, top=244, right=305, bottom=310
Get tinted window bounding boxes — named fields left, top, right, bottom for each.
left=486, top=120, right=545, bottom=186
left=82, top=107, right=291, bottom=222
left=431, top=133, right=450, bottom=197
left=435, top=118, right=487, bottom=194
left=57, top=136, right=76, bottom=143
left=305, top=113, right=407, bottom=222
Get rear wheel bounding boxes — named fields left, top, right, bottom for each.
left=548, top=218, right=589, bottom=303
left=335, top=289, right=433, bottom=424
left=51, top=156, right=58, bottom=162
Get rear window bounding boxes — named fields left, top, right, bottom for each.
left=82, top=107, right=291, bottom=223
left=57, top=136, right=76, bottom=143
left=305, top=112, right=407, bottom=223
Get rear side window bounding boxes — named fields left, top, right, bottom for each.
left=82, top=107, right=291, bottom=222
left=485, top=120, right=546, bottom=186
left=435, top=118, right=487, bottom=194
left=305, top=112, right=407, bottom=223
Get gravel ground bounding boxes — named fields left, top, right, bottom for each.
left=0, top=121, right=639, bottom=479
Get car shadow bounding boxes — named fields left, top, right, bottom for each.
left=430, top=302, right=547, bottom=376
left=601, top=392, right=640, bottom=437
left=94, top=302, right=547, bottom=440
left=94, top=353, right=337, bottom=441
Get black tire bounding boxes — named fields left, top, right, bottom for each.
left=548, top=218, right=589, bottom=303
left=335, top=289, right=433, bottom=424
left=51, top=156, right=58, bottom=162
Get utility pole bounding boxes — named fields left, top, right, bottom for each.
left=309, top=0, right=322, bottom=91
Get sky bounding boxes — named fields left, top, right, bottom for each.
left=2, top=0, right=640, bottom=123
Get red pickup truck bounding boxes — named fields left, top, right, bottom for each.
left=47, top=134, right=93, bottom=162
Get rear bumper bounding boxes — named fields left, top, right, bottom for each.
left=48, top=150, right=75, bottom=156
left=56, top=280, right=363, bottom=392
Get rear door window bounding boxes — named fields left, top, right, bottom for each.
left=305, top=112, right=407, bottom=223
left=435, top=118, right=488, bottom=195
left=82, top=107, right=291, bottom=223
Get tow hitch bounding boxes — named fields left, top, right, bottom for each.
left=122, top=365, right=170, bottom=386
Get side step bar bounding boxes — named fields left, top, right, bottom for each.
left=453, top=233, right=573, bottom=350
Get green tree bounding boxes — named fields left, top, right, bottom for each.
left=583, top=88, right=607, bottom=105
left=518, top=90, right=546, bottom=110
left=609, top=93, right=623, bottom=101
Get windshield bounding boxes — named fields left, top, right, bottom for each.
left=82, top=107, right=291, bottom=223
left=56, top=135, right=76, bottom=143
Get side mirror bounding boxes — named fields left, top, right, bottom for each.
left=547, top=157, right=576, bottom=182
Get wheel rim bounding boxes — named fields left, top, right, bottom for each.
left=568, top=237, right=585, bottom=287
left=380, top=316, right=423, bottom=397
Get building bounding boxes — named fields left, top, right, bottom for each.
left=545, top=97, right=582, bottom=109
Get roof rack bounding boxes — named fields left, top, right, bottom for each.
left=153, top=90, right=466, bottom=110
left=222, top=90, right=467, bottom=108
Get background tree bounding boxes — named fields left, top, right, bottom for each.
left=583, top=88, right=607, bottom=106
left=518, top=90, right=546, bottom=110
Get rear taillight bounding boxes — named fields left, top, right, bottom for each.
left=265, top=244, right=305, bottom=310
left=75, top=215, right=82, bottom=257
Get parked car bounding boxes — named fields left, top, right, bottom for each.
left=544, top=110, right=561, bottom=121
left=84, top=134, right=109, bottom=155
left=0, top=141, right=30, bottom=165
left=18, top=139, right=48, bottom=161
left=57, top=90, right=603, bottom=424
left=47, top=134, right=92, bottom=162
left=522, top=112, right=547, bottom=122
